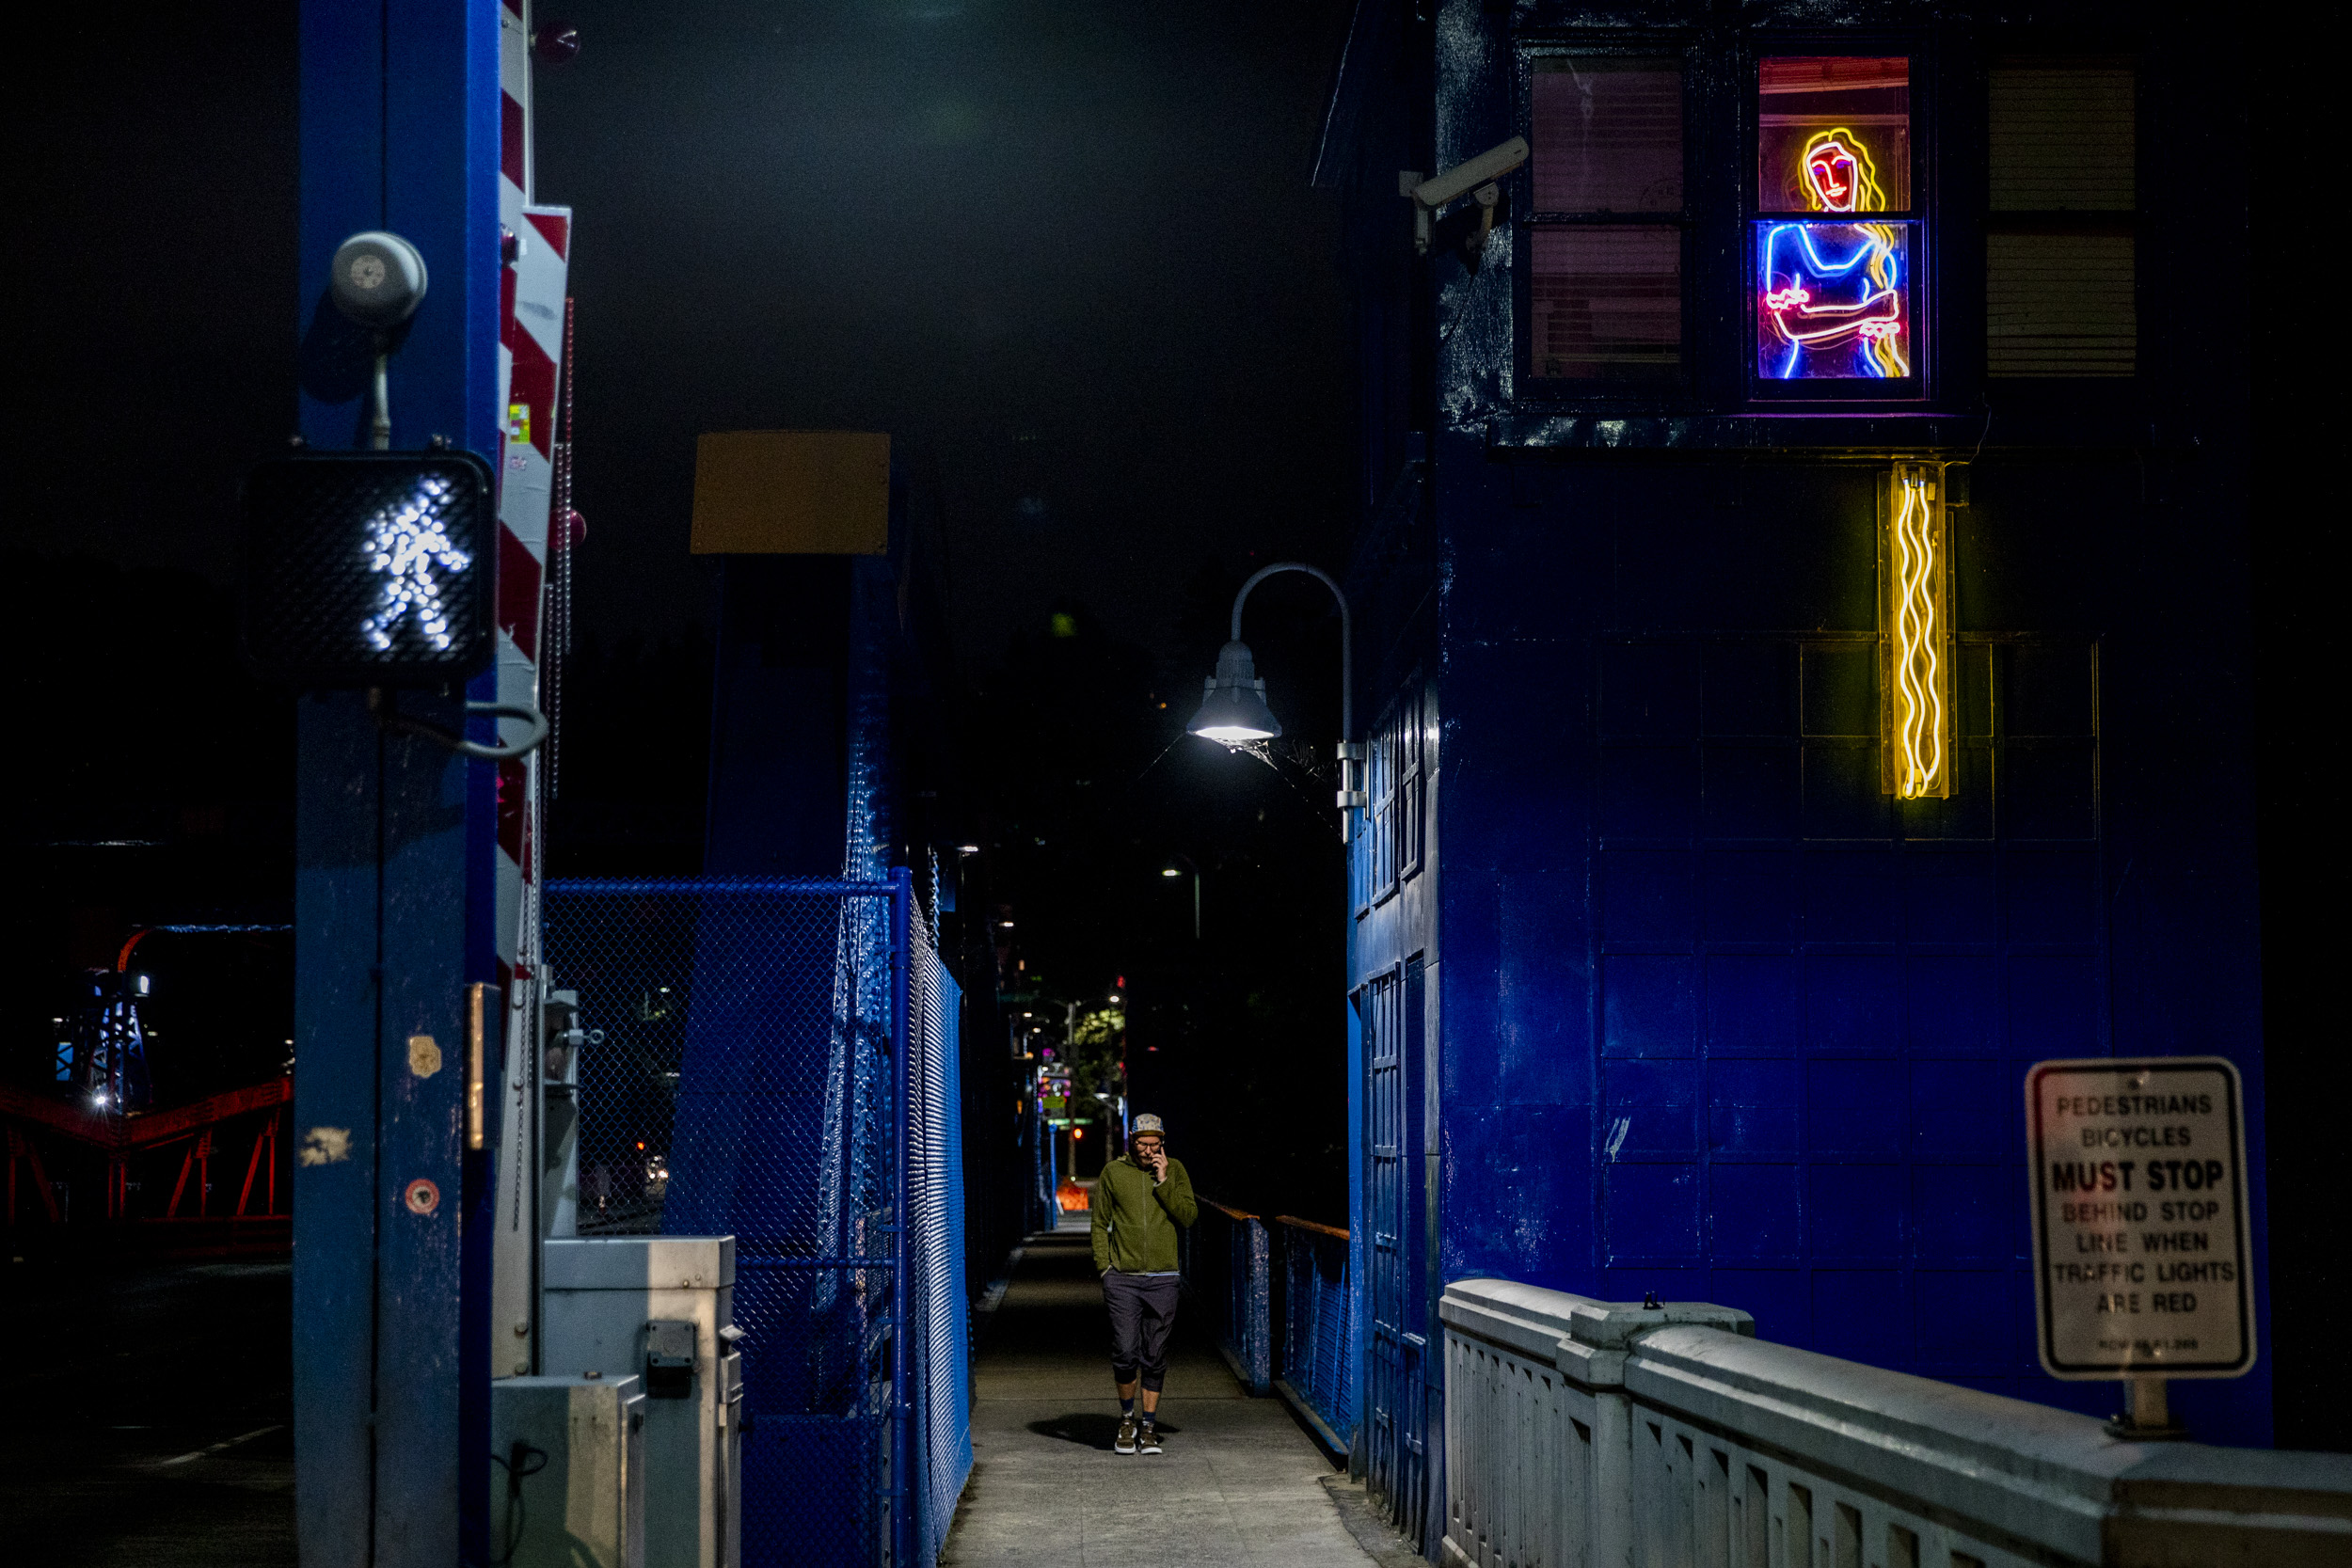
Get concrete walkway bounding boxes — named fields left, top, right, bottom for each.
left=942, top=1219, right=1386, bottom=1567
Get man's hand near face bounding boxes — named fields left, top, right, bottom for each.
left=1136, top=1141, right=1168, bottom=1183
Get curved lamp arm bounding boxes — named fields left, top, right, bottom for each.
left=1230, top=562, right=1351, bottom=741
left=1229, top=562, right=1366, bottom=836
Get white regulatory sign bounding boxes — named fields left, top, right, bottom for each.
left=2026, top=1056, right=2254, bottom=1379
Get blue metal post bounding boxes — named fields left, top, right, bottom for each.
left=293, top=3, right=502, bottom=1563
left=889, top=865, right=915, bottom=1567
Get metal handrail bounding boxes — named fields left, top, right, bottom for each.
left=1273, top=1213, right=1348, bottom=1239
left=547, top=877, right=897, bottom=896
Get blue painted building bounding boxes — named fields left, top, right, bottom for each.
left=1325, top=1, right=2267, bottom=1539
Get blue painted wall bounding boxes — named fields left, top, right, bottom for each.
left=1338, top=1, right=2269, bottom=1449
left=1423, top=450, right=2266, bottom=1445
left=291, top=2, right=503, bottom=1560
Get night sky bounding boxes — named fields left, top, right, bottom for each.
left=539, top=0, right=1358, bottom=668
left=8, top=0, right=1359, bottom=674
left=4, top=1, right=1367, bottom=1217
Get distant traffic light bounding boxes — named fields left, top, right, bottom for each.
left=243, top=451, right=495, bottom=687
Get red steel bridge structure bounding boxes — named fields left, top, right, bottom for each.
left=1, top=1076, right=291, bottom=1246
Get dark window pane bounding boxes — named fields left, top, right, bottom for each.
left=1755, top=220, right=1915, bottom=380
left=1532, top=226, right=1681, bottom=380
left=1533, top=58, right=1683, bottom=214
left=1989, top=66, right=2134, bottom=212
left=1986, top=63, right=2136, bottom=380
left=1758, top=55, right=1910, bottom=213
left=1987, top=234, right=2134, bottom=377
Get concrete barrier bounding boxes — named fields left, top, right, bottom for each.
left=1440, top=1276, right=2352, bottom=1568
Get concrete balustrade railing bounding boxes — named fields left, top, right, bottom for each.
left=1441, top=1277, right=2352, bottom=1568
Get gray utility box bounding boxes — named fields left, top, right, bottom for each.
left=544, top=1237, right=743, bottom=1568
left=489, top=1375, right=646, bottom=1568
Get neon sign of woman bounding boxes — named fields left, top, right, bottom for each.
left=1759, top=128, right=1908, bottom=379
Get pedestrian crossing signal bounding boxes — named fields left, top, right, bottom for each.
left=242, top=451, right=495, bottom=687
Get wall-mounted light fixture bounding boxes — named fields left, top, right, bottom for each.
left=1185, top=562, right=1367, bottom=839
left=1882, top=462, right=1951, bottom=799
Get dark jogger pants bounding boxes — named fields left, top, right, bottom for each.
left=1103, top=1270, right=1181, bottom=1392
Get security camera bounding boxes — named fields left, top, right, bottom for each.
left=1401, top=135, right=1531, bottom=257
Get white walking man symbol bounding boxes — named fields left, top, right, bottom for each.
left=360, top=473, right=471, bottom=653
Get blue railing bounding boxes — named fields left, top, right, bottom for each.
left=1274, top=1215, right=1356, bottom=1456
left=1178, top=1206, right=1357, bottom=1457
left=1183, top=1201, right=1271, bottom=1393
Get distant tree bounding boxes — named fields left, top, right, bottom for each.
left=1065, top=1001, right=1127, bottom=1148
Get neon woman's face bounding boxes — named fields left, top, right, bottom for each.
left=1806, top=143, right=1859, bottom=212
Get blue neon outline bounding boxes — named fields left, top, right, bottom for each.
left=1757, top=220, right=1908, bottom=380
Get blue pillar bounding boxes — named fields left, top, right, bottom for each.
left=292, top=4, right=501, bottom=1563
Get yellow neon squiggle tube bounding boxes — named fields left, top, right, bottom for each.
left=1890, top=473, right=1944, bottom=796
left=1891, top=474, right=1910, bottom=799
left=1913, top=479, right=1944, bottom=789
left=1905, top=478, right=1936, bottom=793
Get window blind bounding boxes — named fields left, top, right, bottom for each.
left=1986, top=66, right=2136, bottom=378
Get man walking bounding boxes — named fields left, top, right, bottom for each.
left=1092, top=1113, right=1196, bottom=1455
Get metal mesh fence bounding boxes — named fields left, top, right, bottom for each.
left=545, top=874, right=969, bottom=1567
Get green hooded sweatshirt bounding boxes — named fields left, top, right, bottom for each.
left=1090, top=1153, right=1198, bottom=1274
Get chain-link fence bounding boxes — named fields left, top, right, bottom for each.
left=545, top=874, right=971, bottom=1567
left=908, top=891, right=972, bottom=1566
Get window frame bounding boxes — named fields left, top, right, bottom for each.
left=1364, top=678, right=1427, bottom=910
left=1398, top=679, right=1425, bottom=883
left=1512, top=40, right=1698, bottom=409
left=1505, top=29, right=1957, bottom=416
left=1370, top=695, right=1400, bottom=906
left=1742, top=39, right=1939, bottom=406
left=1979, top=53, right=2141, bottom=387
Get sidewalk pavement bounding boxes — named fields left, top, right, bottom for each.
left=941, top=1220, right=1391, bottom=1567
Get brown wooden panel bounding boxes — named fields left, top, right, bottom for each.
left=690, top=430, right=890, bottom=555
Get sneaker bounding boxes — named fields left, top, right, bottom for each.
left=1115, top=1414, right=1139, bottom=1454
left=1137, top=1421, right=1162, bottom=1455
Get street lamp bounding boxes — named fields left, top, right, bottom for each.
left=1187, top=641, right=1280, bottom=741
left=1185, top=562, right=1367, bottom=837
left=1161, top=852, right=1201, bottom=940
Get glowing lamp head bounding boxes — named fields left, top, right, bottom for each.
left=1187, top=640, right=1281, bottom=744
